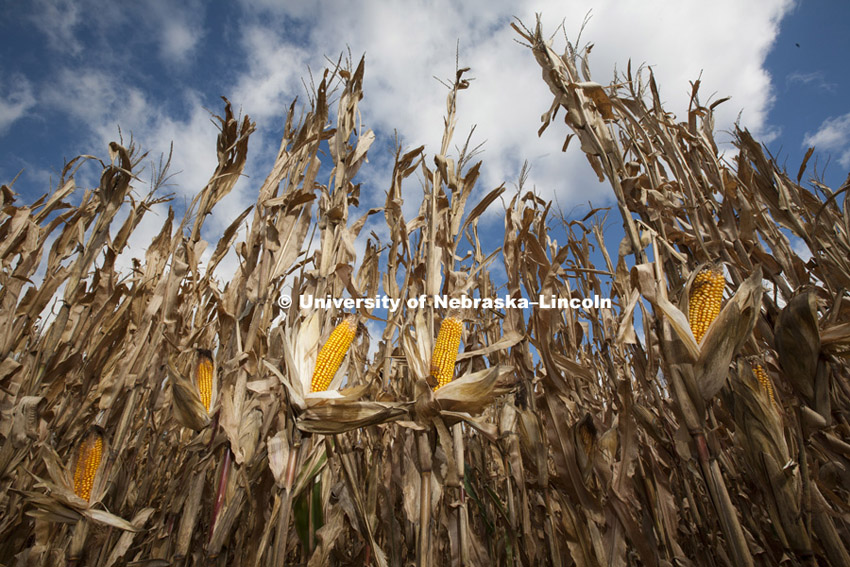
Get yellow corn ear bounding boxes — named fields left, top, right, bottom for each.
left=73, top=430, right=103, bottom=502
left=688, top=268, right=725, bottom=343
left=310, top=316, right=358, bottom=392
left=429, top=316, right=463, bottom=390
left=752, top=363, right=777, bottom=408
left=196, top=351, right=214, bottom=412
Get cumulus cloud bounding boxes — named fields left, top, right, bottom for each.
left=150, top=0, right=205, bottom=65
left=0, top=76, right=36, bottom=134
left=30, top=0, right=83, bottom=55
left=803, top=113, right=850, bottom=168
left=42, top=69, right=150, bottom=136
left=233, top=0, right=794, bottom=208
left=159, top=19, right=203, bottom=64
left=28, top=0, right=204, bottom=67
left=230, top=26, right=310, bottom=126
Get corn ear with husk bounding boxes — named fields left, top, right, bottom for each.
left=687, top=267, right=725, bottom=344
left=431, top=365, right=513, bottom=417
left=297, top=400, right=409, bottom=434
left=631, top=264, right=763, bottom=401
left=752, top=362, right=778, bottom=409
left=429, top=315, right=463, bottom=389
left=727, top=360, right=812, bottom=557
left=276, top=312, right=362, bottom=411
left=167, top=353, right=212, bottom=431
left=10, top=396, right=45, bottom=447
left=774, top=291, right=826, bottom=420
left=22, top=438, right=139, bottom=532
left=196, top=349, right=215, bottom=412
left=274, top=314, right=404, bottom=434
left=72, top=428, right=103, bottom=502
left=310, top=315, right=359, bottom=393
left=774, top=293, right=820, bottom=400
left=692, top=267, right=762, bottom=401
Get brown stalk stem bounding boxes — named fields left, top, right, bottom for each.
left=502, top=452, right=519, bottom=567
left=542, top=497, right=562, bottom=567
left=66, top=518, right=88, bottom=567
left=795, top=407, right=812, bottom=537
left=273, top=439, right=302, bottom=565
left=208, top=446, right=232, bottom=545
left=308, top=479, right=316, bottom=555
left=811, top=483, right=850, bottom=566
left=273, top=488, right=293, bottom=566
left=452, top=423, right=468, bottom=566
left=528, top=387, right=561, bottom=567
left=328, top=435, right=384, bottom=564
left=206, top=412, right=220, bottom=452
left=693, top=432, right=753, bottom=567
left=417, top=431, right=433, bottom=567
left=95, top=526, right=114, bottom=566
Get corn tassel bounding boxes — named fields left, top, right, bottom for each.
left=752, top=363, right=778, bottom=408
left=688, top=268, right=725, bottom=343
left=73, top=429, right=103, bottom=502
left=196, top=351, right=214, bottom=412
left=310, top=316, right=358, bottom=392
left=429, top=316, right=463, bottom=390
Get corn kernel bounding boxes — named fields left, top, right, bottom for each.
left=73, top=430, right=103, bottom=502
left=310, top=316, right=358, bottom=392
left=429, top=316, right=463, bottom=390
left=196, top=351, right=214, bottom=412
left=753, top=363, right=777, bottom=408
left=688, top=268, right=725, bottom=343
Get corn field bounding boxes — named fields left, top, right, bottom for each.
left=2, top=18, right=850, bottom=566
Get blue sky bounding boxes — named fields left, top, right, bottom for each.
left=1, top=0, right=847, bottom=284
left=763, top=1, right=850, bottom=181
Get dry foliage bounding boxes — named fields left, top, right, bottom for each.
left=1, top=18, right=849, bottom=567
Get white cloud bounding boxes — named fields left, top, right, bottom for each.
left=0, top=76, right=36, bottom=134
left=803, top=113, right=850, bottom=168
left=786, top=71, right=837, bottom=93
left=159, top=19, right=202, bottom=64
left=29, top=0, right=203, bottom=66
left=150, top=0, right=205, bottom=65
left=233, top=0, right=794, bottom=209
left=791, top=235, right=812, bottom=262
left=42, top=69, right=149, bottom=133
left=30, top=0, right=83, bottom=55
left=231, top=26, right=310, bottom=125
